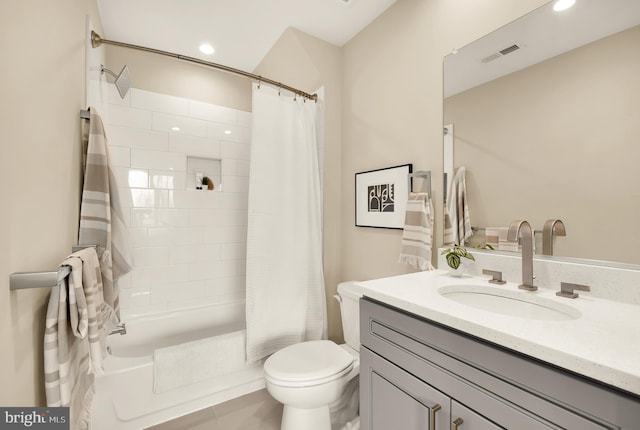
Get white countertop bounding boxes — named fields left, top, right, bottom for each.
left=355, top=270, right=640, bottom=396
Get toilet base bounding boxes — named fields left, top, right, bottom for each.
left=281, top=404, right=331, bottom=430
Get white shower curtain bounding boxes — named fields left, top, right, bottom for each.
left=245, top=84, right=326, bottom=363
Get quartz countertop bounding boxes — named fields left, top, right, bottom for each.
left=355, top=270, right=640, bottom=397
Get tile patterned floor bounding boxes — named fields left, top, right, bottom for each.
left=146, top=389, right=282, bottom=430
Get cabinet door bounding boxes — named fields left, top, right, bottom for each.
left=361, top=347, right=450, bottom=430
left=450, top=400, right=503, bottom=430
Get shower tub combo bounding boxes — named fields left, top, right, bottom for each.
left=92, top=300, right=264, bottom=430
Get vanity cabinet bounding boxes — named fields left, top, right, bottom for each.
left=360, top=298, right=640, bottom=430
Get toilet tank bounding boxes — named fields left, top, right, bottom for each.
left=336, top=282, right=364, bottom=351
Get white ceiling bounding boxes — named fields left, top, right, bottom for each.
left=444, top=0, right=640, bottom=97
left=97, top=0, right=397, bottom=72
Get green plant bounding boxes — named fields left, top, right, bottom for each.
left=474, top=243, right=495, bottom=250
left=441, top=245, right=475, bottom=269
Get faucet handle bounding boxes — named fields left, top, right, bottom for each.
left=482, top=269, right=506, bottom=285
left=556, top=282, right=590, bottom=299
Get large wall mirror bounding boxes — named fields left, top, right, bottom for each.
left=443, top=0, right=640, bottom=266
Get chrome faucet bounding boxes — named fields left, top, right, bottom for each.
left=542, top=219, right=566, bottom=256
left=108, top=323, right=127, bottom=336
left=507, top=220, right=537, bottom=291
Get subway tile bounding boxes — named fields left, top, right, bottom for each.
left=131, top=149, right=186, bottom=171
left=236, top=160, right=250, bottom=177
left=133, top=246, right=169, bottom=267
left=221, top=159, right=237, bottom=176
left=169, top=134, right=220, bottom=158
left=189, top=260, right=237, bottom=281
left=149, top=170, right=186, bottom=190
left=108, top=125, right=169, bottom=151
left=222, top=192, right=249, bottom=210
left=169, top=244, right=222, bottom=264
left=150, top=280, right=206, bottom=305
left=221, top=176, right=249, bottom=193
left=147, top=227, right=203, bottom=246
left=153, top=112, right=207, bottom=137
left=108, top=105, right=152, bottom=129
left=131, top=208, right=189, bottom=228
left=189, top=100, right=236, bottom=124
left=166, top=296, right=222, bottom=314
left=205, top=276, right=245, bottom=297
left=132, top=265, right=188, bottom=289
left=120, top=303, right=168, bottom=319
left=203, top=226, right=247, bottom=244
left=237, top=111, right=252, bottom=128
left=128, top=228, right=148, bottom=247
left=207, top=122, right=251, bottom=143
left=126, top=189, right=170, bottom=208
left=168, top=190, right=222, bottom=209
left=112, top=167, right=148, bottom=188
left=189, top=209, right=243, bottom=227
left=107, top=146, right=131, bottom=167
left=119, top=287, right=151, bottom=310
left=221, top=243, right=246, bottom=260
left=116, top=272, right=132, bottom=290
left=131, top=88, right=189, bottom=116
left=220, top=141, right=250, bottom=160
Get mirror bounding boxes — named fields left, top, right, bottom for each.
left=443, top=0, right=640, bottom=266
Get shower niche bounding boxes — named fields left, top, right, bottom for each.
left=187, top=155, right=222, bottom=191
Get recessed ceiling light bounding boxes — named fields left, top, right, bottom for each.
left=171, top=127, right=180, bottom=131
left=553, top=0, right=576, bottom=12
left=199, top=43, right=214, bottom=55
left=224, top=130, right=232, bottom=135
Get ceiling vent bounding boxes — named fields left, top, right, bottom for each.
left=481, top=44, right=521, bottom=63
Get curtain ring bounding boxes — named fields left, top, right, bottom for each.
left=257, top=78, right=261, bottom=89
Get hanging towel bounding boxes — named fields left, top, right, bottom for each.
left=44, top=248, right=109, bottom=430
left=398, top=192, right=435, bottom=271
left=443, top=203, right=455, bottom=245
left=447, top=166, right=473, bottom=246
left=78, top=108, right=131, bottom=329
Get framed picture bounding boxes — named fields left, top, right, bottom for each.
left=355, top=164, right=413, bottom=229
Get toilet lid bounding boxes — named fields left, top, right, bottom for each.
left=264, top=340, right=354, bottom=385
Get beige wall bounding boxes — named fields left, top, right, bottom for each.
left=105, top=45, right=252, bottom=112
left=0, top=0, right=103, bottom=405
left=253, top=28, right=344, bottom=342
left=445, top=25, right=640, bottom=264
left=340, top=0, right=549, bottom=282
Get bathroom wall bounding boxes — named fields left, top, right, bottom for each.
left=106, top=45, right=252, bottom=112
left=253, top=28, right=344, bottom=342
left=0, top=0, right=104, bottom=406
left=339, top=0, right=549, bottom=282
left=103, top=86, right=251, bottom=317
left=445, top=25, right=640, bottom=265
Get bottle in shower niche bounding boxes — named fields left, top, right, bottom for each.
left=202, top=176, right=214, bottom=190
left=195, top=171, right=204, bottom=190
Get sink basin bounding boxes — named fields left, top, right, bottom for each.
left=438, top=285, right=581, bottom=321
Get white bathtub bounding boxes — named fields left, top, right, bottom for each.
left=92, top=301, right=265, bottom=430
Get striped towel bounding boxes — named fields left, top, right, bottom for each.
left=398, top=192, right=435, bottom=271
left=78, top=108, right=131, bottom=328
left=44, top=248, right=108, bottom=430
left=443, top=202, right=455, bottom=245
left=447, top=166, right=472, bottom=246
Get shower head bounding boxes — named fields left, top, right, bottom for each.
left=101, top=64, right=132, bottom=99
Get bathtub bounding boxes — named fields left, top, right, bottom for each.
left=92, top=300, right=265, bottom=430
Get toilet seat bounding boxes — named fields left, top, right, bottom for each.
left=264, top=340, right=355, bottom=387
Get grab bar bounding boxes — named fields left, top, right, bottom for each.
left=408, top=170, right=432, bottom=196
left=9, top=245, right=97, bottom=290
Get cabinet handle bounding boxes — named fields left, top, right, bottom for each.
left=452, top=417, right=463, bottom=430
left=429, top=404, right=441, bottom=429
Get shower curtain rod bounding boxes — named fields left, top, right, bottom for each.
left=90, top=31, right=318, bottom=102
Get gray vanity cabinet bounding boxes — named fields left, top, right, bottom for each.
left=360, top=298, right=640, bottom=430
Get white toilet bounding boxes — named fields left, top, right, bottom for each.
left=264, top=282, right=362, bottom=430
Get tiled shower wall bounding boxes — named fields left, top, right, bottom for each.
left=103, top=86, right=251, bottom=317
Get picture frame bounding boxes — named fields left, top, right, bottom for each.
left=355, top=164, right=413, bottom=229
